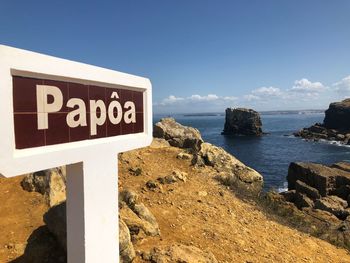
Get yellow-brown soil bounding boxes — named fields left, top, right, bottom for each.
left=119, top=145, right=350, bottom=263
left=1, top=143, right=350, bottom=262
left=0, top=176, right=48, bottom=262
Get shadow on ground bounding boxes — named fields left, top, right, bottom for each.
left=11, top=226, right=66, bottom=263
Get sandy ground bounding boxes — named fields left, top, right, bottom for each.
left=1, top=143, right=350, bottom=262
left=0, top=176, right=48, bottom=262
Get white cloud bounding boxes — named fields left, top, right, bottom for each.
left=158, top=95, right=184, bottom=105
left=333, top=75, right=350, bottom=94
left=189, top=94, right=219, bottom=101
left=243, top=86, right=283, bottom=101
left=155, top=76, right=344, bottom=113
left=243, top=94, right=260, bottom=101
left=290, top=78, right=326, bottom=94
left=223, top=96, right=239, bottom=101
left=158, top=93, right=238, bottom=106
left=252, top=86, right=283, bottom=97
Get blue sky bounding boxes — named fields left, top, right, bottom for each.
left=1, top=1, right=350, bottom=113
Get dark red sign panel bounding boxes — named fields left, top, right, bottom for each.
left=13, top=76, right=144, bottom=149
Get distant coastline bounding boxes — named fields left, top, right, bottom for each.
left=182, top=109, right=325, bottom=117
left=183, top=113, right=224, bottom=117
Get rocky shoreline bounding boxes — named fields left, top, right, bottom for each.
left=269, top=97, right=350, bottom=250
left=294, top=99, right=350, bottom=145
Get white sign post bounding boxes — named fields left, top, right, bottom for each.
left=0, top=45, right=152, bottom=262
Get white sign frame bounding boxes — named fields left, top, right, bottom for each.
left=0, top=45, right=153, bottom=262
left=0, top=45, right=152, bottom=176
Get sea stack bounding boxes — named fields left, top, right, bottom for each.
left=222, top=108, right=263, bottom=136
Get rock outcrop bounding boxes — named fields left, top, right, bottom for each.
left=21, top=167, right=66, bottom=207
left=266, top=161, right=350, bottom=250
left=153, top=118, right=263, bottom=195
left=284, top=161, right=350, bottom=220
left=153, top=118, right=203, bottom=151
left=119, top=189, right=160, bottom=239
left=142, top=244, right=218, bottom=263
left=194, top=142, right=263, bottom=195
left=222, top=108, right=263, bottom=136
left=294, top=99, right=350, bottom=144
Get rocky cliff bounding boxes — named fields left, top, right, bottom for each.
left=222, top=108, right=263, bottom=136
left=324, top=99, right=350, bottom=130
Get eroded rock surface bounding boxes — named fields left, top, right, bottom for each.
left=194, top=142, right=263, bottom=195
left=119, top=189, right=160, bottom=239
left=21, top=167, right=66, bottom=207
left=150, top=138, right=171, bottom=149
left=119, top=219, right=136, bottom=263
left=153, top=118, right=203, bottom=151
left=314, top=196, right=349, bottom=220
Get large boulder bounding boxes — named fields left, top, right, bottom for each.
left=153, top=118, right=203, bottom=151
left=142, top=244, right=218, bottom=263
left=324, top=99, right=350, bottom=130
left=288, top=162, right=350, bottom=198
left=222, top=108, right=263, bottom=136
left=288, top=162, right=337, bottom=196
left=21, top=167, right=66, bottom=207
left=194, top=142, right=263, bottom=195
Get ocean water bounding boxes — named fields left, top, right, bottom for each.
left=153, top=113, right=350, bottom=191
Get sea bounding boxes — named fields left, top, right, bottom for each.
left=153, top=112, right=350, bottom=192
